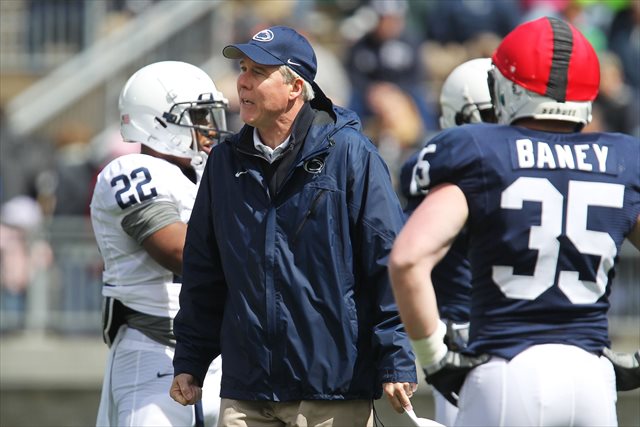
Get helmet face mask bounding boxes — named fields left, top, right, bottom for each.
left=163, top=97, right=231, bottom=148
left=119, top=61, right=229, bottom=160
left=453, top=100, right=495, bottom=126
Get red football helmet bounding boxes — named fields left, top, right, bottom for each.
left=489, top=16, right=600, bottom=129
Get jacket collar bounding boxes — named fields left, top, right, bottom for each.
left=233, top=100, right=362, bottom=157
left=236, top=102, right=316, bottom=154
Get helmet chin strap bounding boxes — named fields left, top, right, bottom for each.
left=190, top=151, right=208, bottom=169
left=189, top=126, right=208, bottom=170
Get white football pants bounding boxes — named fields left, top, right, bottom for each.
left=97, top=326, right=222, bottom=426
left=454, top=343, right=617, bottom=427
left=433, top=388, right=458, bottom=426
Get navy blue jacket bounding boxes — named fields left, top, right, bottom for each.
left=173, top=102, right=417, bottom=401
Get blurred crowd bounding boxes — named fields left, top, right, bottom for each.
left=1, top=0, right=639, bottom=332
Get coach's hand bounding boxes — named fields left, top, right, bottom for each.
left=383, top=381, right=418, bottom=413
left=423, top=350, right=490, bottom=406
left=603, top=347, right=640, bottom=391
left=170, top=373, right=202, bottom=406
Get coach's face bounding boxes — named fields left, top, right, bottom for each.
left=236, top=57, right=293, bottom=130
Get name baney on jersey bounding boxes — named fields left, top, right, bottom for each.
left=413, top=123, right=640, bottom=359
left=90, top=153, right=197, bottom=318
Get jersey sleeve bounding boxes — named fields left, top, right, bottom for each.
left=399, top=149, right=422, bottom=199
left=412, top=126, right=484, bottom=196
left=121, top=200, right=181, bottom=245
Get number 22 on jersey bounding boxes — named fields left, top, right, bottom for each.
left=110, top=167, right=158, bottom=209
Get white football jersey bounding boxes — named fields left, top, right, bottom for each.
left=90, top=153, right=196, bottom=318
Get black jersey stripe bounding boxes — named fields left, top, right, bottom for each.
left=546, top=17, right=573, bottom=102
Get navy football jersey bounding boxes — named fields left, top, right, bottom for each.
left=400, top=147, right=472, bottom=323
left=416, top=123, right=640, bottom=359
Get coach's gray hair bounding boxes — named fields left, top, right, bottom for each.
left=279, top=65, right=315, bottom=101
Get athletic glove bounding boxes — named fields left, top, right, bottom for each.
left=602, top=347, right=640, bottom=391
left=423, top=349, right=490, bottom=406
left=411, top=320, right=490, bottom=406
left=444, top=320, right=470, bottom=352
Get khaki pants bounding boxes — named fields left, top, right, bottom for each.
left=218, top=398, right=373, bottom=427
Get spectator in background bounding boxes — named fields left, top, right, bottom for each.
left=364, top=81, right=425, bottom=191
left=50, top=122, right=95, bottom=216
left=344, top=0, right=436, bottom=131
left=0, top=195, right=51, bottom=333
left=0, top=106, right=55, bottom=207
left=593, top=51, right=640, bottom=137
left=519, top=0, right=571, bottom=21
left=312, top=39, right=353, bottom=109
left=608, top=0, right=640, bottom=89
left=423, top=0, right=521, bottom=44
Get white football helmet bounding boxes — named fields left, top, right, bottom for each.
left=489, top=17, right=599, bottom=129
left=118, top=61, right=230, bottom=161
left=439, top=58, right=495, bottom=130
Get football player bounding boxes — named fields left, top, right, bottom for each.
left=91, top=61, right=230, bottom=426
left=390, top=16, right=640, bottom=426
left=398, top=57, right=495, bottom=426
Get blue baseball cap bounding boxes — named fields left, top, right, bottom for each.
left=223, top=26, right=319, bottom=88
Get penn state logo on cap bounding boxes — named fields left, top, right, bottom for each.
left=252, top=29, right=274, bottom=42
left=222, top=25, right=333, bottom=110
left=222, top=26, right=318, bottom=84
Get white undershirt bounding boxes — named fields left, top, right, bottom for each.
left=253, top=128, right=291, bottom=163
